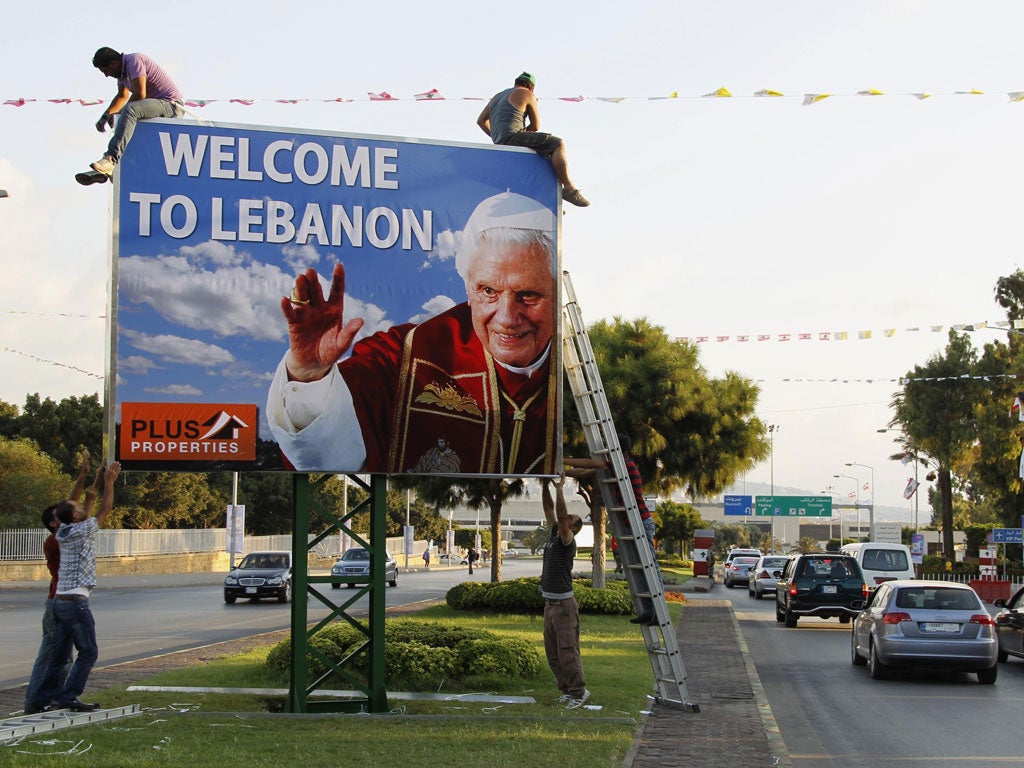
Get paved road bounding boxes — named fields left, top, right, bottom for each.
left=691, top=587, right=1024, bottom=767
left=0, top=558, right=542, bottom=690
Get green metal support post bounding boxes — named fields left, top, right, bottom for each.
left=287, top=473, right=390, bottom=713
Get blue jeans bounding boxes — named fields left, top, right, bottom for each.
left=24, top=599, right=71, bottom=709
left=51, top=598, right=99, bottom=705
left=106, top=98, right=183, bottom=161
left=642, top=516, right=663, bottom=584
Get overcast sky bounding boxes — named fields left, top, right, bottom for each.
left=3, top=1, right=1023, bottom=510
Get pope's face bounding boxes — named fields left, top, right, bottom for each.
left=466, top=239, right=555, bottom=368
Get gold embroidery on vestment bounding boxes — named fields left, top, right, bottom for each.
left=414, top=381, right=484, bottom=417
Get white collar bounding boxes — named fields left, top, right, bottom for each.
left=495, top=342, right=551, bottom=378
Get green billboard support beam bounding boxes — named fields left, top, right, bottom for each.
left=287, top=473, right=390, bottom=714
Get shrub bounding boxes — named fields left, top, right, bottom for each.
left=265, top=619, right=541, bottom=690
left=446, top=576, right=633, bottom=615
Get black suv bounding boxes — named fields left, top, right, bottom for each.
left=775, top=553, right=866, bottom=628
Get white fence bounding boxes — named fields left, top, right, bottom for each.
left=0, top=528, right=411, bottom=562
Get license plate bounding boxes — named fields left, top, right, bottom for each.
left=922, top=622, right=959, bottom=633
left=245, top=587, right=257, bottom=594
left=822, top=585, right=837, bottom=594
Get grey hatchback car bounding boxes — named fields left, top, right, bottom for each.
left=851, top=580, right=997, bottom=683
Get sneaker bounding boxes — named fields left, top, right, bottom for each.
left=90, top=155, right=116, bottom=177
left=557, top=693, right=571, bottom=704
left=565, top=689, right=591, bottom=709
left=562, top=188, right=590, bottom=207
left=75, top=170, right=109, bottom=186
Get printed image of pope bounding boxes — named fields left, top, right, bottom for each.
left=266, top=191, right=560, bottom=475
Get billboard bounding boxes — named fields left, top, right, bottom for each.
left=754, top=495, right=832, bottom=517
left=110, top=119, right=561, bottom=475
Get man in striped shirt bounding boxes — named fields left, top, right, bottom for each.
left=45, top=462, right=121, bottom=712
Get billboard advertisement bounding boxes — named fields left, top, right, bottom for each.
left=110, top=119, right=561, bottom=475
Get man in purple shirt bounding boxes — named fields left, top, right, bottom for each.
left=75, top=47, right=183, bottom=186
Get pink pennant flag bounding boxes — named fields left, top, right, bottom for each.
left=3, top=98, right=26, bottom=107
left=325, top=97, right=352, bottom=102
left=415, top=89, right=444, bottom=101
left=230, top=99, right=256, bottom=105
left=185, top=100, right=214, bottom=107
left=78, top=99, right=103, bottom=106
left=369, top=91, right=396, bottom=101
left=276, top=99, right=303, bottom=104
left=48, top=98, right=73, bottom=104
left=559, top=95, right=585, bottom=102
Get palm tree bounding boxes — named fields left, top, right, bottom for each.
left=791, top=536, right=820, bottom=554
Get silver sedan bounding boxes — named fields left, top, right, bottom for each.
left=850, top=580, right=998, bottom=683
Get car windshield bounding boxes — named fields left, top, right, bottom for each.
left=342, top=549, right=370, bottom=561
left=799, top=557, right=855, bottom=578
left=895, top=587, right=981, bottom=611
left=735, top=558, right=759, bottom=566
left=241, top=553, right=288, bottom=569
left=762, top=558, right=788, bottom=569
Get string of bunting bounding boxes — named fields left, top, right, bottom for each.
left=6, top=87, right=1024, bottom=108
left=676, top=319, right=1022, bottom=345
left=0, top=346, right=103, bottom=379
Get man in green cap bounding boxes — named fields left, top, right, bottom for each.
left=477, top=72, right=589, bottom=207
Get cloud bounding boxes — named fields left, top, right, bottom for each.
left=179, top=241, right=244, bottom=267
left=409, top=294, right=457, bottom=324
left=122, top=329, right=235, bottom=367
left=119, top=355, right=158, bottom=374
left=144, top=383, right=203, bottom=396
left=282, top=243, right=321, bottom=273
left=420, top=228, right=461, bottom=270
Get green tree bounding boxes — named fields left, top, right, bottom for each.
left=656, top=501, right=707, bottom=557
left=890, top=330, right=982, bottom=561
left=112, top=472, right=227, bottom=528
left=790, top=536, right=820, bottom=554
left=9, top=393, right=103, bottom=476
left=0, top=437, right=72, bottom=528
left=565, top=318, right=768, bottom=499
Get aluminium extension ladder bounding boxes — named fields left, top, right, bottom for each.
left=561, top=271, right=698, bottom=711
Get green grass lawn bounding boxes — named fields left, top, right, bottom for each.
left=1, top=603, right=683, bottom=768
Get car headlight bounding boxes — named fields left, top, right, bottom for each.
left=225, top=577, right=238, bottom=585
left=267, top=576, right=283, bottom=585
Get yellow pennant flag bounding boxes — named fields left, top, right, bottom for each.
left=802, top=93, right=831, bottom=106
left=857, top=88, right=884, bottom=96
left=912, top=93, right=931, bottom=100
left=1008, top=92, right=1024, bottom=102
left=755, top=88, right=784, bottom=97
left=703, top=87, right=732, bottom=98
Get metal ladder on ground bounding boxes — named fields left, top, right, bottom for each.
left=561, top=271, right=698, bottom=711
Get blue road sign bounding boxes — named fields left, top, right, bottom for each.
left=992, top=528, right=1023, bottom=543
left=724, top=495, right=753, bottom=516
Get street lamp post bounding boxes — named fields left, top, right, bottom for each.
left=845, top=462, right=875, bottom=536
left=820, top=485, right=836, bottom=542
left=768, top=425, right=780, bottom=554
left=834, top=474, right=859, bottom=542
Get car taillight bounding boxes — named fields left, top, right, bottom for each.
left=862, top=584, right=870, bottom=599
left=970, top=614, right=995, bottom=626
left=882, top=612, right=911, bottom=624
left=730, top=565, right=738, bottom=571
left=758, top=570, right=769, bottom=579
left=789, top=585, right=798, bottom=596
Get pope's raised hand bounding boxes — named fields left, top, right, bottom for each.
left=281, top=263, right=364, bottom=382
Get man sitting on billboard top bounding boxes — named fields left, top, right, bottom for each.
left=477, top=72, right=590, bottom=208
left=75, top=47, right=184, bottom=186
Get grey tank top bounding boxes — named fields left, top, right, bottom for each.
left=487, top=88, right=525, bottom=143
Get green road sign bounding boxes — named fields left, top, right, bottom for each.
left=754, top=495, right=832, bottom=517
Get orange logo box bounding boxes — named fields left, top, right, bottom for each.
left=120, top=402, right=257, bottom=462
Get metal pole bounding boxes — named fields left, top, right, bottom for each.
left=229, top=471, right=239, bottom=569
left=405, top=488, right=411, bottom=569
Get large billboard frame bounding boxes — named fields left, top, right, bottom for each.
left=107, top=118, right=563, bottom=477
